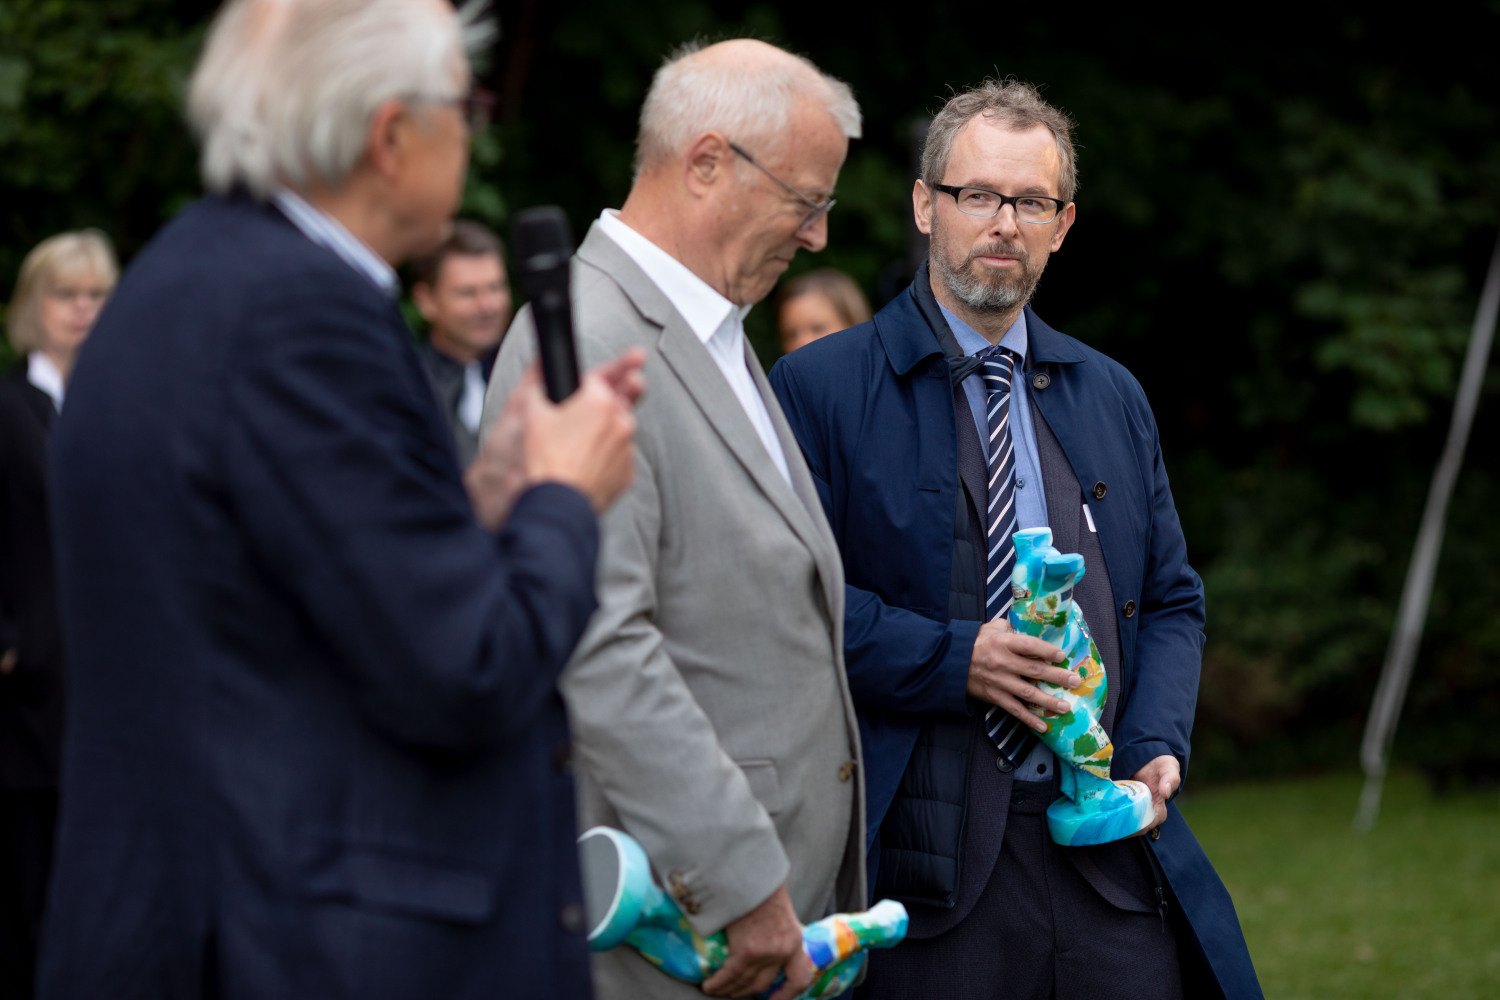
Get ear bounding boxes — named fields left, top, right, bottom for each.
left=412, top=281, right=439, bottom=322
left=682, top=131, right=732, bottom=198
left=913, top=179, right=934, bottom=236
left=364, top=99, right=408, bottom=184
left=1050, top=202, right=1076, bottom=253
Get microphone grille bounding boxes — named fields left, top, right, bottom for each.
left=514, top=206, right=574, bottom=267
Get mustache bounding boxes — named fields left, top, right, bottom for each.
left=965, top=241, right=1029, bottom=267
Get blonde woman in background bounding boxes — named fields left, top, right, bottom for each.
left=0, top=229, right=116, bottom=998
left=774, top=267, right=872, bottom=353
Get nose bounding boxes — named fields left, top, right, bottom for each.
left=796, top=212, right=829, bottom=253
left=987, top=204, right=1021, bottom=241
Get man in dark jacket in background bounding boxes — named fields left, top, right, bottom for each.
left=411, top=220, right=512, bottom=467
left=770, top=80, right=1262, bottom=1000
left=39, top=1, right=642, bottom=997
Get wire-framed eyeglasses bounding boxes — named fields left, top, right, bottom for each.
left=728, top=142, right=836, bottom=232
left=403, top=87, right=495, bottom=134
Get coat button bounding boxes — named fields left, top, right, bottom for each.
left=1123, top=600, right=1137, bottom=618
left=559, top=902, right=587, bottom=933
left=551, top=744, right=572, bottom=775
left=838, top=761, right=855, bottom=782
left=1092, top=481, right=1107, bottom=500
left=1031, top=372, right=1051, bottom=391
left=1150, top=827, right=1161, bottom=841
left=996, top=756, right=1014, bottom=773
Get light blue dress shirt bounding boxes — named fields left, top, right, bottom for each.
left=938, top=303, right=1056, bottom=782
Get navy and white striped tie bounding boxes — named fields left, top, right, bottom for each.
left=978, top=346, right=1034, bottom=764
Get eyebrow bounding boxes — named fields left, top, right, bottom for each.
left=958, top=182, right=1055, bottom=197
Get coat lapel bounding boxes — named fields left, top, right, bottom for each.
left=747, top=344, right=844, bottom=603
left=576, top=225, right=841, bottom=604
left=653, top=311, right=839, bottom=577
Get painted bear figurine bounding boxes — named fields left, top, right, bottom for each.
left=1008, top=527, right=1156, bottom=845
left=578, top=826, right=909, bottom=998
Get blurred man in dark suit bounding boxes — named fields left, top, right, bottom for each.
left=38, top=2, right=642, bottom=998
left=411, top=220, right=513, bottom=467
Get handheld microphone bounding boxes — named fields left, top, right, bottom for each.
left=514, top=206, right=581, bottom=402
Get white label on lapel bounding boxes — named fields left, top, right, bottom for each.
left=1083, top=503, right=1097, bottom=533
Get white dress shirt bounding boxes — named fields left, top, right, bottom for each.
left=27, top=352, right=65, bottom=413
left=596, top=209, right=792, bottom=485
left=457, top=359, right=487, bottom=434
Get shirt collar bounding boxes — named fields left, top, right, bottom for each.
left=937, top=301, right=1029, bottom=362
left=596, top=209, right=750, bottom=345
left=271, top=188, right=400, bottom=298
left=27, top=352, right=65, bottom=412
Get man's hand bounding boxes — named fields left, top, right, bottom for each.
left=700, top=884, right=810, bottom=1000
left=464, top=366, right=536, bottom=531
left=965, top=618, right=1080, bottom=730
left=1130, top=754, right=1181, bottom=833
left=465, top=349, right=646, bottom=529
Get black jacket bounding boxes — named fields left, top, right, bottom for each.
left=0, top=363, right=65, bottom=790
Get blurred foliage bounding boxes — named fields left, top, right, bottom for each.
left=0, top=0, right=206, bottom=367
left=1, top=0, right=1498, bottom=783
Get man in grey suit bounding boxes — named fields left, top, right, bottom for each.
left=484, top=39, right=865, bottom=1000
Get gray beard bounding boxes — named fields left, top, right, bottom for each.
left=931, top=224, right=1047, bottom=314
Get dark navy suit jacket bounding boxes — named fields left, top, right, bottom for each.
left=40, top=195, right=599, bottom=1000
left=769, top=280, right=1263, bottom=1000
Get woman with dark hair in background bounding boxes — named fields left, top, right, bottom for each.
left=774, top=267, right=873, bottom=354
left=0, top=229, right=116, bottom=998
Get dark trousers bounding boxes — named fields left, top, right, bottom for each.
left=859, top=780, right=1183, bottom=1000
left=0, top=790, right=56, bottom=1000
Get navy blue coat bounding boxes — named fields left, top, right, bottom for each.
left=769, top=281, right=1262, bottom=1000
left=40, top=195, right=599, bottom=1000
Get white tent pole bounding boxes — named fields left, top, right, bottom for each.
left=1355, top=230, right=1500, bottom=833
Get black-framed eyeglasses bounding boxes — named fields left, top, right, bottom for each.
left=728, top=142, right=836, bottom=232
left=930, top=183, right=1066, bottom=224
left=405, top=86, right=495, bottom=133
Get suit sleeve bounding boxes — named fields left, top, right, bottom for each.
left=222, top=279, right=600, bottom=753
left=486, top=306, right=790, bottom=937
left=770, top=358, right=974, bottom=719
left=1109, top=427, right=1206, bottom=785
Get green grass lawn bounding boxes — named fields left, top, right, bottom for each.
left=1177, top=770, right=1500, bottom=999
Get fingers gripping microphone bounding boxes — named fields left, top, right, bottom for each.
left=514, top=206, right=581, bottom=402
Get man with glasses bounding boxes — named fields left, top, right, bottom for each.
left=484, top=38, right=865, bottom=1000
left=39, top=2, right=643, bottom=997
left=770, top=80, right=1262, bottom=1000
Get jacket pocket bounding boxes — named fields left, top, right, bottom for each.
left=302, top=841, right=495, bottom=925
left=735, top=759, right=784, bottom=816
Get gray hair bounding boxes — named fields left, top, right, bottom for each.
left=634, top=40, right=862, bottom=177
left=188, top=0, right=495, bottom=198
left=922, top=79, right=1078, bottom=203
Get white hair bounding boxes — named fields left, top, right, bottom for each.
left=634, top=40, right=862, bottom=176
left=188, top=0, right=495, bottom=198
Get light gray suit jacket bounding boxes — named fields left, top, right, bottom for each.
left=483, top=223, right=865, bottom=998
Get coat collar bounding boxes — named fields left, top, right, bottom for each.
left=1025, top=307, right=1087, bottom=366
left=874, top=259, right=1088, bottom=377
